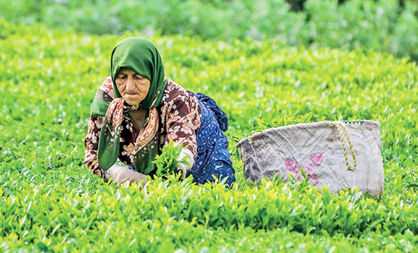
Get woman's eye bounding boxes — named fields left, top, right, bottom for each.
left=135, top=75, right=143, bottom=80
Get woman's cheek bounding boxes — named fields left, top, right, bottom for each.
left=117, top=83, right=125, bottom=93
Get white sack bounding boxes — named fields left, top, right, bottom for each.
left=236, top=121, right=384, bottom=197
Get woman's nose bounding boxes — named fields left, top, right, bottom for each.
left=126, top=77, right=135, bottom=91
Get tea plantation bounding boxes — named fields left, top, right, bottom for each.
left=0, top=20, right=416, bottom=252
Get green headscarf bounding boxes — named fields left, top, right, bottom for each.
left=92, top=37, right=167, bottom=115
left=111, top=37, right=167, bottom=109
left=90, top=37, right=167, bottom=173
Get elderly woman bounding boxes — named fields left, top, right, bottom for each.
left=84, top=37, right=235, bottom=186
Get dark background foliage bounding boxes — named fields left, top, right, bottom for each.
left=1, top=0, right=417, bottom=60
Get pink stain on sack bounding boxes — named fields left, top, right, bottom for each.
left=310, top=153, right=323, bottom=166
left=285, top=159, right=299, bottom=174
left=285, top=153, right=323, bottom=186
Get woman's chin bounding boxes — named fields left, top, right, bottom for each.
left=125, top=99, right=141, bottom=106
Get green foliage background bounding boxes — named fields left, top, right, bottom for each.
left=0, top=0, right=417, bottom=251
left=0, top=0, right=417, bottom=60
left=0, top=18, right=416, bottom=251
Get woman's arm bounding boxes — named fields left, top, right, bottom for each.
left=162, top=85, right=202, bottom=176
left=84, top=115, right=106, bottom=179
left=84, top=114, right=148, bottom=186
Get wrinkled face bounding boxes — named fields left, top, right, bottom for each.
left=115, top=67, right=151, bottom=106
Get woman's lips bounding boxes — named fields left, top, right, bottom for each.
left=125, top=93, right=138, bottom=97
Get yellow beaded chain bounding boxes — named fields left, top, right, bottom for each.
left=332, top=121, right=357, bottom=172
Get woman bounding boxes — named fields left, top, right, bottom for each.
left=84, top=37, right=235, bottom=187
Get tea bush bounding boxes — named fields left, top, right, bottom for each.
left=0, top=0, right=417, bottom=60
left=0, top=20, right=416, bottom=252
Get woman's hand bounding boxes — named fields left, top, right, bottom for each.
left=105, top=164, right=147, bottom=187
left=176, top=149, right=194, bottom=179
left=177, top=163, right=189, bottom=179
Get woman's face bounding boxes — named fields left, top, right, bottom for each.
left=115, top=67, right=151, bottom=106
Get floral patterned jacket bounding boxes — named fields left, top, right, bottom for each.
left=84, top=77, right=202, bottom=178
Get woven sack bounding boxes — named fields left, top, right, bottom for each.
left=236, top=121, right=384, bottom=197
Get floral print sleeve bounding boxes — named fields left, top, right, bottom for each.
left=159, top=80, right=202, bottom=160
left=84, top=77, right=115, bottom=179
left=84, top=115, right=105, bottom=179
